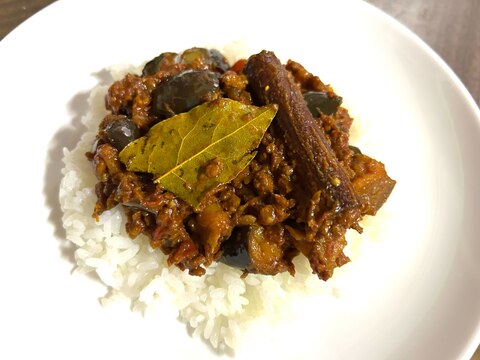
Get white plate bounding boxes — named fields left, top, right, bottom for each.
left=0, top=0, right=479, bottom=359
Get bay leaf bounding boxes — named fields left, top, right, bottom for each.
left=119, top=98, right=277, bottom=207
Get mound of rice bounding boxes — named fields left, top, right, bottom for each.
left=59, top=64, right=366, bottom=350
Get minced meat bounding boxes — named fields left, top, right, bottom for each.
left=87, top=47, right=395, bottom=280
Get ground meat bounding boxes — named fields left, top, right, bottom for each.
left=88, top=48, right=395, bottom=279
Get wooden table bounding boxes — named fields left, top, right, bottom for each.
left=1, top=0, right=478, bottom=105
left=1, top=0, right=479, bottom=358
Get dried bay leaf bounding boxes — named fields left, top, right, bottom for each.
left=119, top=98, right=277, bottom=207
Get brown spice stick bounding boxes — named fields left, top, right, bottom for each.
left=244, top=51, right=359, bottom=210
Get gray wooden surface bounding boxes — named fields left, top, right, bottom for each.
left=0, top=0, right=479, bottom=105
left=367, top=0, right=480, bottom=105
left=0, top=0, right=479, bottom=358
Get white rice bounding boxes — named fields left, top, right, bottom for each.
left=59, top=62, right=377, bottom=350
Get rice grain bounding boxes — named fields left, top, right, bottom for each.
left=58, top=61, right=376, bottom=350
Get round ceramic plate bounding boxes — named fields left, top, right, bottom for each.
left=0, top=0, right=479, bottom=359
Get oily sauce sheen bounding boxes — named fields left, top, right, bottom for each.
left=88, top=48, right=396, bottom=280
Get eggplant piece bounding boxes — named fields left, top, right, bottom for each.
left=207, top=49, right=231, bottom=73
left=349, top=145, right=362, bottom=154
left=142, top=52, right=178, bottom=76
left=179, top=48, right=230, bottom=73
left=219, top=227, right=251, bottom=269
left=98, top=115, right=141, bottom=152
left=244, top=51, right=359, bottom=210
left=220, top=247, right=251, bottom=269
left=247, top=225, right=290, bottom=275
left=143, top=48, right=230, bottom=77
left=151, top=69, right=220, bottom=118
left=103, top=116, right=140, bottom=151
left=220, top=225, right=292, bottom=274
left=351, top=154, right=396, bottom=215
left=303, top=91, right=342, bottom=116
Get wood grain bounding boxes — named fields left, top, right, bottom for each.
left=1, top=0, right=478, bottom=105
left=0, top=0, right=55, bottom=36
left=366, top=0, right=480, bottom=105
left=0, top=0, right=478, bottom=358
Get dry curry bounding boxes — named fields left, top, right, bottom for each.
left=87, top=48, right=395, bottom=280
